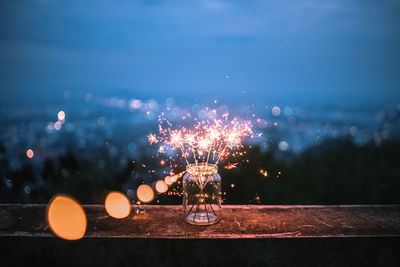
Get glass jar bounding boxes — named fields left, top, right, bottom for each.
left=182, top=163, right=221, bottom=225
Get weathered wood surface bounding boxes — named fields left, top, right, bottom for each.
left=1, top=204, right=400, bottom=238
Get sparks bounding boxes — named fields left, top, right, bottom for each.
left=147, top=133, right=158, bottom=145
left=224, top=162, right=238, bottom=170
left=148, top=115, right=253, bottom=167
left=260, top=169, right=268, bottom=177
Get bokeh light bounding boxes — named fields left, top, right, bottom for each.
left=272, top=106, right=281, bottom=116
left=136, top=184, right=154, bottom=203
left=58, top=110, right=66, bottom=121
left=154, top=180, right=168, bottom=194
left=105, top=191, right=131, bottom=219
left=54, top=121, right=62, bottom=131
left=26, top=149, right=34, bottom=159
left=129, top=99, right=142, bottom=110
left=164, top=176, right=173, bottom=186
left=283, top=107, right=293, bottom=116
left=170, top=175, right=178, bottom=183
left=278, top=141, right=289, bottom=151
left=47, top=195, right=87, bottom=240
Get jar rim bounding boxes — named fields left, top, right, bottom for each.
left=186, top=163, right=218, bottom=176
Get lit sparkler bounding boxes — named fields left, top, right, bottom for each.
left=148, top=115, right=253, bottom=167
left=145, top=107, right=257, bottom=218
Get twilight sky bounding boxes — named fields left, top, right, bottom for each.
left=0, top=0, right=399, bottom=107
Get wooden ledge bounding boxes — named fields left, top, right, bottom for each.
left=1, top=204, right=400, bottom=239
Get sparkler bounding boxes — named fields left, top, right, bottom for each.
left=147, top=109, right=255, bottom=224
left=149, top=115, right=253, bottom=168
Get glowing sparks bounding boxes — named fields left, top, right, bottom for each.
left=147, top=133, right=158, bottom=145
left=148, top=115, right=253, bottom=167
left=260, top=169, right=268, bottom=177
left=198, top=137, right=212, bottom=151
left=143, top=106, right=260, bottom=201
left=185, top=132, right=197, bottom=147
left=224, top=162, right=238, bottom=170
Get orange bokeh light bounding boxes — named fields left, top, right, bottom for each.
left=47, top=195, right=87, bottom=240
left=105, top=191, right=131, bottom=219
left=154, top=180, right=168, bottom=194
left=164, top=176, right=173, bottom=185
left=136, top=184, right=154, bottom=203
left=170, top=175, right=178, bottom=183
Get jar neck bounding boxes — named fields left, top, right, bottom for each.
left=186, top=163, right=218, bottom=176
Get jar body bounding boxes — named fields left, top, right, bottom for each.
left=182, top=163, right=221, bottom=225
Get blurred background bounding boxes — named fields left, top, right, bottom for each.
left=0, top=0, right=399, bottom=204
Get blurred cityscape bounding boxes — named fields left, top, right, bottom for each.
left=1, top=1, right=400, bottom=205
left=1, top=92, right=399, bottom=204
